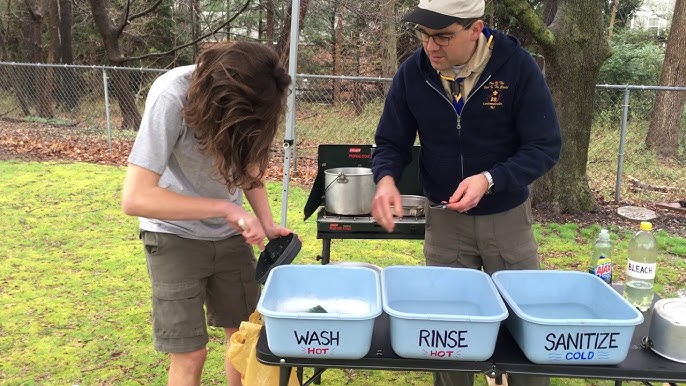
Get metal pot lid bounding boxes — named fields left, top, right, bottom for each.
left=255, top=233, right=302, bottom=284
left=653, top=298, right=686, bottom=325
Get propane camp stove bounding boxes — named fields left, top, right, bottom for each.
left=304, top=144, right=425, bottom=264
left=316, top=208, right=425, bottom=237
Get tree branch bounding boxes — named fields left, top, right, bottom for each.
left=115, top=0, right=132, bottom=36
left=23, top=0, right=41, bottom=20
left=125, top=0, right=252, bottom=62
left=128, top=0, right=163, bottom=22
left=502, top=0, right=555, bottom=51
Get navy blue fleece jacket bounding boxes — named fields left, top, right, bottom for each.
left=372, top=28, right=562, bottom=215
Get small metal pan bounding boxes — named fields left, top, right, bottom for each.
left=390, top=195, right=428, bottom=217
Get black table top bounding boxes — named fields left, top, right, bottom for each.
left=256, top=303, right=686, bottom=383
left=492, top=305, right=686, bottom=382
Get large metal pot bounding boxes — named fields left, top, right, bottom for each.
left=646, top=298, right=686, bottom=363
left=324, top=167, right=375, bottom=215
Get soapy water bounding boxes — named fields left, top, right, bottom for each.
left=276, top=296, right=372, bottom=314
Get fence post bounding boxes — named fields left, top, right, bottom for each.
left=102, top=68, right=113, bottom=150
left=615, top=86, right=630, bottom=202
left=280, top=0, right=302, bottom=227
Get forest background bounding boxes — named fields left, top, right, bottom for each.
left=1, top=0, right=685, bottom=214
left=1, top=0, right=686, bottom=384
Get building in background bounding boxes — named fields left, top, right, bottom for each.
left=630, top=0, right=676, bottom=34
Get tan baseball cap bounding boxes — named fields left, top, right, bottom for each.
left=403, top=0, right=485, bottom=29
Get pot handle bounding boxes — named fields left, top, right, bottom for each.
left=324, top=172, right=348, bottom=192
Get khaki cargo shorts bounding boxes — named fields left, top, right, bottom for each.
left=140, top=230, right=259, bottom=353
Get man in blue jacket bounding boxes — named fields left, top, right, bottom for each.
left=371, top=0, right=561, bottom=385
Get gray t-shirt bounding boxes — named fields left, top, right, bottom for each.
left=128, top=65, right=242, bottom=240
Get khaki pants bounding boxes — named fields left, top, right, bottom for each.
left=424, top=198, right=549, bottom=386
left=141, top=230, right=259, bottom=353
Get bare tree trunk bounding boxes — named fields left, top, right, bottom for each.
left=543, top=0, right=557, bottom=25
left=333, top=0, right=342, bottom=105
left=353, top=15, right=363, bottom=115
left=607, top=0, right=620, bottom=40
left=22, top=5, right=38, bottom=63
left=257, top=0, right=264, bottom=41
left=88, top=0, right=142, bottom=129
left=265, top=0, right=274, bottom=45
left=57, top=0, right=73, bottom=63
left=18, top=8, right=36, bottom=115
left=646, top=0, right=686, bottom=159
left=504, top=0, right=610, bottom=212
left=0, top=43, right=8, bottom=62
left=380, top=0, right=396, bottom=95
left=25, top=0, right=53, bottom=118
left=57, top=0, right=78, bottom=110
left=276, top=0, right=309, bottom=63
left=192, top=0, right=201, bottom=57
left=230, top=0, right=231, bottom=40
left=41, top=0, right=57, bottom=117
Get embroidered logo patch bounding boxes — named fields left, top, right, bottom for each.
left=483, top=81, right=508, bottom=109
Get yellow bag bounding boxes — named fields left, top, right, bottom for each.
left=228, top=311, right=300, bottom=386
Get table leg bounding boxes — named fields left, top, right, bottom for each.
left=280, top=366, right=292, bottom=386
left=312, top=238, right=331, bottom=384
left=319, top=238, right=331, bottom=265
left=614, top=381, right=622, bottom=386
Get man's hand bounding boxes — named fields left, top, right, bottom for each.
left=445, top=173, right=490, bottom=213
left=371, top=176, right=402, bottom=232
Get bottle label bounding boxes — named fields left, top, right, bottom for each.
left=593, top=257, right=612, bottom=284
left=626, top=261, right=656, bottom=280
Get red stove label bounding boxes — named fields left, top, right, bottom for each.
left=293, top=329, right=340, bottom=356
left=348, top=147, right=371, bottom=159
left=329, top=223, right=352, bottom=231
left=419, top=329, right=468, bottom=358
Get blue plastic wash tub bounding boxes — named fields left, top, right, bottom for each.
left=257, top=264, right=382, bottom=359
left=491, top=270, right=644, bottom=365
left=382, top=266, right=508, bottom=361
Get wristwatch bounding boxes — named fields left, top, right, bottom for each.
left=482, top=171, right=494, bottom=195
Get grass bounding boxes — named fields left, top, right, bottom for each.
left=1, top=160, right=685, bottom=385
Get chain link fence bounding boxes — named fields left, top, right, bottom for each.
left=0, top=62, right=684, bottom=205
left=0, top=62, right=164, bottom=144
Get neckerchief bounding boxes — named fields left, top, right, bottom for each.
left=439, top=27, right=493, bottom=114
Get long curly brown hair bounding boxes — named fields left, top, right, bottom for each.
left=183, top=41, right=291, bottom=191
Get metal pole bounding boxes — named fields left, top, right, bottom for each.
left=280, top=0, right=301, bottom=227
left=102, top=68, right=113, bottom=150
left=615, top=87, right=630, bottom=202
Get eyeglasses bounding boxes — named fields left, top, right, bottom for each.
left=413, top=23, right=473, bottom=47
